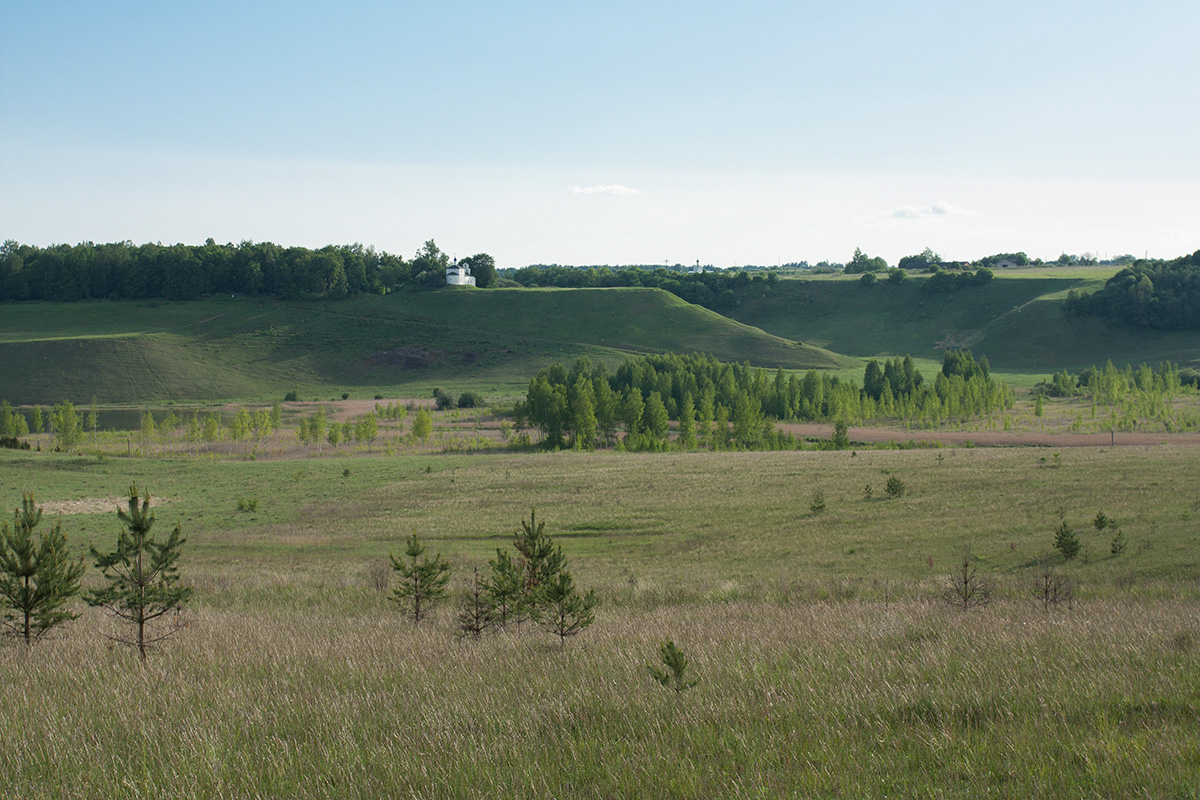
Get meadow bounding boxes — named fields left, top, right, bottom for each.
left=2, top=441, right=1198, bottom=798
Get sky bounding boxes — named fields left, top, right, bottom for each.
left=1, top=0, right=1197, bottom=268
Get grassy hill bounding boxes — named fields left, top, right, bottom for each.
left=0, top=287, right=854, bottom=404
left=724, top=271, right=1200, bottom=379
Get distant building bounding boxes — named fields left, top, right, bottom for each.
left=446, top=259, right=476, bottom=286
left=687, top=260, right=704, bottom=275
left=996, top=259, right=1018, bottom=269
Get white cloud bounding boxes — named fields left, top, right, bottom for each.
left=887, top=200, right=975, bottom=219
left=568, top=184, right=641, bottom=197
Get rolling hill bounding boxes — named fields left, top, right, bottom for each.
left=722, top=271, right=1200, bottom=377
left=0, top=288, right=855, bottom=404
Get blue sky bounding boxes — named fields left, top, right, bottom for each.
left=2, top=0, right=1197, bottom=267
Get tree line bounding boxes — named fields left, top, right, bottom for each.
left=0, top=239, right=496, bottom=302
left=1063, top=250, right=1200, bottom=330
left=508, top=265, right=780, bottom=312
left=515, top=351, right=1012, bottom=451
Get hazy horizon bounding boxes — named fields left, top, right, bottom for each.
left=2, top=2, right=1196, bottom=268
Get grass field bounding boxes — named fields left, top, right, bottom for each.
left=730, top=273, right=1200, bottom=381
left=0, top=289, right=854, bottom=405
left=1, top=444, right=1198, bottom=798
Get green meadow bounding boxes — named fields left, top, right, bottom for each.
left=2, top=279, right=1200, bottom=798
left=2, top=444, right=1199, bottom=798
left=0, top=288, right=852, bottom=406
left=729, top=272, right=1200, bottom=382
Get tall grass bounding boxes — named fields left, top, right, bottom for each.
left=2, top=445, right=1198, bottom=796
left=2, top=600, right=1197, bottom=798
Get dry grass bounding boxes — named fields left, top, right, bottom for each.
left=2, top=599, right=1197, bottom=799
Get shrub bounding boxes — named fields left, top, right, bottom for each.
left=1033, top=559, right=1074, bottom=610
left=885, top=476, right=906, bottom=498
left=457, top=391, right=485, bottom=409
left=284, top=391, right=299, bottom=402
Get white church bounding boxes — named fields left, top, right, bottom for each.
left=445, top=259, right=476, bottom=286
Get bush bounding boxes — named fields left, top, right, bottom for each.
left=457, top=391, right=485, bottom=409
left=284, top=391, right=299, bottom=402
left=885, top=476, right=906, bottom=498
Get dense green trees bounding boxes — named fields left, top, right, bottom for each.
left=517, top=351, right=1012, bottom=450
left=1064, top=251, right=1200, bottom=330
left=0, top=238, right=497, bottom=301
left=509, top=264, right=778, bottom=312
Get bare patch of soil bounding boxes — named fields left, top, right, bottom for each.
left=40, top=496, right=173, bottom=515
left=369, top=346, right=444, bottom=370
left=778, top=422, right=1200, bottom=448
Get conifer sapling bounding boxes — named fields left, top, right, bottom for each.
left=647, top=639, right=699, bottom=694
left=88, top=485, right=191, bottom=660
left=390, top=530, right=451, bottom=623
left=0, top=491, right=85, bottom=645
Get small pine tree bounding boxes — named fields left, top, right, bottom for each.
left=1093, top=510, right=1111, bottom=532
left=1034, top=394, right=1044, bottom=417
left=0, top=492, right=85, bottom=645
left=647, top=639, right=699, bottom=694
left=1110, top=527, right=1127, bottom=555
left=390, top=530, right=451, bottom=623
left=535, top=570, right=597, bottom=646
left=809, top=490, right=826, bottom=514
left=1053, top=520, right=1081, bottom=559
left=512, top=508, right=566, bottom=617
left=484, top=548, right=524, bottom=629
left=88, top=486, right=191, bottom=660
left=885, top=476, right=906, bottom=498
left=457, top=567, right=495, bottom=638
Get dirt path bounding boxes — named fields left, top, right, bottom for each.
left=778, top=423, right=1200, bottom=448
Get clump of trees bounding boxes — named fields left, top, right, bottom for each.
left=515, top=350, right=1011, bottom=451
left=1064, top=250, right=1200, bottom=330
left=510, top=264, right=778, bottom=312
left=469, top=510, right=597, bottom=644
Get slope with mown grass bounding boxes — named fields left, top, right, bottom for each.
left=725, top=273, right=1200, bottom=375
left=0, top=288, right=853, bottom=404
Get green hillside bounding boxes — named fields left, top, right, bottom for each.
left=725, top=272, right=1200, bottom=377
left=0, top=288, right=853, bottom=404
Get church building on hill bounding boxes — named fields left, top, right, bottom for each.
left=445, top=259, right=476, bottom=286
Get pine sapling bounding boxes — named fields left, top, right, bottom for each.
left=0, top=491, right=85, bottom=645
left=1110, top=527, right=1127, bottom=555
left=647, top=639, right=699, bottom=694
left=535, top=570, right=597, bottom=646
left=457, top=567, right=495, bottom=639
left=390, top=530, right=451, bottom=623
left=1053, top=520, right=1080, bottom=560
left=88, top=485, right=191, bottom=660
